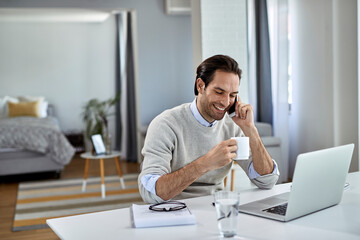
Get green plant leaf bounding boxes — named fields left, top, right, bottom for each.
left=81, top=92, right=121, bottom=140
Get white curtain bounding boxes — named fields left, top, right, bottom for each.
left=288, top=0, right=358, bottom=175
left=267, top=0, right=289, bottom=182
left=247, top=0, right=257, bottom=116
left=262, top=0, right=358, bottom=180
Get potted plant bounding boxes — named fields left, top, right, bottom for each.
left=82, top=92, right=120, bottom=153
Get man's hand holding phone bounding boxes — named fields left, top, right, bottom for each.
left=228, top=95, right=256, bottom=136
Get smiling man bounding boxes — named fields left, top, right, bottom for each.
left=138, top=55, right=279, bottom=203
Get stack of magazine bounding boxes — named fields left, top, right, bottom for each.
left=131, top=203, right=197, bottom=228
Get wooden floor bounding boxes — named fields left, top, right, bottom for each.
left=0, top=154, right=140, bottom=240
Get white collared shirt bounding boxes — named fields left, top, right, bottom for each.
left=189, top=98, right=217, bottom=127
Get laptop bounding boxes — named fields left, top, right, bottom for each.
left=238, top=144, right=354, bottom=222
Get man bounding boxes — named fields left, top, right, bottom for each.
left=139, top=55, right=279, bottom=203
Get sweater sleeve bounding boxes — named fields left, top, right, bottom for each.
left=235, top=158, right=279, bottom=189
left=233, top=121, right=279, bottom=189
left=138, top=115, right=176, bottom=203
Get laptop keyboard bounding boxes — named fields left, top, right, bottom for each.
left=263, top=203, right=288, bottom=216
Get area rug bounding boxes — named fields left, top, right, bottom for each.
left=13, top=173, right=143, bottom=231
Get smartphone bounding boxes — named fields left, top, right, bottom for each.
left=227, top=95, right=238, bottom=118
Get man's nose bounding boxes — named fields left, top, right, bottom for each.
left=220, top=95, right=231, bottom=107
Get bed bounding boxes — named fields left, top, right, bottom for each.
left=0, top=96, right=75, bottom=176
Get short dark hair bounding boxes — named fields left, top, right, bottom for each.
left=194, top=55, right=242, bottom=95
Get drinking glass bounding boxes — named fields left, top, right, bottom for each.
left=214, top=191, right=240, bottom=238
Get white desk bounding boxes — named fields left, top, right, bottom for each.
left=47, top=172, right=360, bottom=240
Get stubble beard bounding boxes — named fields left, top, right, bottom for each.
left=204, top=103, right=227, bottom=122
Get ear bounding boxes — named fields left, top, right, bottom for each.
left=196, top=78, right=205, bottom=94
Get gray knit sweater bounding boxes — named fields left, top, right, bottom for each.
left=138, top=103, right=279, bottom=203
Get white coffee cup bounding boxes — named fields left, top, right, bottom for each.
left=231, top=137, right=249, bottom=160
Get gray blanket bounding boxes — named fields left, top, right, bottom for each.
left=0, top=116, right=75, bottom=165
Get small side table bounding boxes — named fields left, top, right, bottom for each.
left=80, top=151, right=125, bottom=199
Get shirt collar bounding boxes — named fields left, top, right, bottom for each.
left=190, top=98, right=217, bottom=127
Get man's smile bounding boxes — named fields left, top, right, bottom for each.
left=213, top=104, right=227, bottom=112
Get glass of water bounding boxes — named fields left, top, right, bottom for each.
left=214, top=191, right=240, bottom=238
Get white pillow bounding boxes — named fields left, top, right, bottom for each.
left=39, top=101, right=49, bottom=117
left=0, top=96, right=19, bottom=118
left=18, top=95, right=45, bottom=102
left=17, top=96, right=48, bottom=118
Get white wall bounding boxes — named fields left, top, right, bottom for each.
left=289, top=0, right=358, bottom=175
left=191, top=0, right=249, bottom=103
left=0, top=17, right=116, bottom=131
left=0, top=0, right=194, bottom=133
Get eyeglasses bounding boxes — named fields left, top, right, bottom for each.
left=149, top=201, right=187, bottom=212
